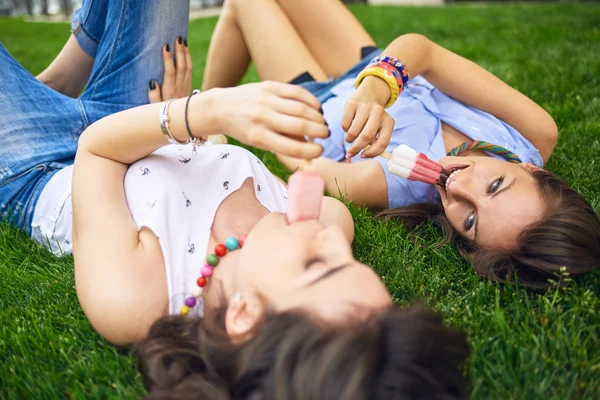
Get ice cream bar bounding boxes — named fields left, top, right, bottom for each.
left=383, top=145, right=448, bottom=186
left=286, top=171, right=325, bottom=223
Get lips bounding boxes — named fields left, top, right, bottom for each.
left=441, top=164, right=469, bottom=193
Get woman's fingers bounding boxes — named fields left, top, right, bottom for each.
left=263, top=108, right=329, bottom=141
left=248, top=128, right=323, bottom=159
left=184, top=39, right=193, bottom=93
left=345, top=106, right=370, bottom=145
left=268, top=96, right=325, bottom=125
left=360, top=114, right=394, bottom=158
left=346, top=110, right=381, bottom=158
left=147, top=80, right=162, bottom=103
left=162, top=44, right=176, bottom=99
left=174, top=37, right=187, bottom=92
left=264, top=81, right=322, bottom=111
left=341, top=100, right=357, bottom=133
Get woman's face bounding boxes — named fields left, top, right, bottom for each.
left=235, top=213, right=392, bottom=322
left=437, top=156, right=545, bottom=252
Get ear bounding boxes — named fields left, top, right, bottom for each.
left=522, top=163, right=544, bottom=173
left=225, top=292, right=265, bottom=343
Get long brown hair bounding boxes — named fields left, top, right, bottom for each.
left=136, top=305, right=469, bottom=399
left=378, top=169, right=600, bottom=289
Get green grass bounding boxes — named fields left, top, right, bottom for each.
left=1, top=3, right=600, bottom=399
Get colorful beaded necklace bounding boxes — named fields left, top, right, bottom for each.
left=180, top=234, right=248, bottom=316
left=447, top=140, right=522, bottom=164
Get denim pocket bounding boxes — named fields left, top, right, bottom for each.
left=0, top=164, right=47, bottom=189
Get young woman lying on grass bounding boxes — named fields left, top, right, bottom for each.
left=202, top=0, right=600, bottom=289
left=0, top=1, right=468, bottom=398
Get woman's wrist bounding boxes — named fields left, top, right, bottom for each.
left=171, top=91, right=221, bottom=142
left=356, top=76, right=393, bottom=106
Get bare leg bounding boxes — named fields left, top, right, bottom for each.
left=223, top=0, right=328, bottom=83
left=201, top=5, right=252, bottom=90
left=36, top=34, right=94, bottom=98
left=276, top=0, right=375, bottom=78
left=278, top=154, right=388, bottom=209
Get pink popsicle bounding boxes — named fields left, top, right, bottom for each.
left=385, top=145, right=448, bottom=186
left=408, top=153, right=444, bottom=184
left=286, top=171, right=325, bottom=224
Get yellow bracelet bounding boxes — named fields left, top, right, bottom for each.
left=355, top=65, right=400, bottom=108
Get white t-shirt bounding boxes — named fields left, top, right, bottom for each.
left=31, top=143, right=289, bottom=316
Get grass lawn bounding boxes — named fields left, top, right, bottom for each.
left=1, top=3, right=600, bottom=399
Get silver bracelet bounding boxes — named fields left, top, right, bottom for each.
left=159, top=99, right=190, bottom=145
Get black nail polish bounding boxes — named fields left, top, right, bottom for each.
left=149, top=80, right=156, bottom=90
left=319, top=106, right=324, bottom=114
left=327, top=129, right=331, bottom=138
left=184, top=39, right=188, bottom=47
left=178, top=36, right=183, bottom=45
left=324, top=120, right=329, bottom=127
left=166, top=43, right=170, bottom=52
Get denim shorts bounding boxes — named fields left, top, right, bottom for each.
left=290, top=47, right=383, bottom=104
left=0, top=0, right=190, bottom=234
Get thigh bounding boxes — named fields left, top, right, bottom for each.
left=228, top=0, right=328, bottom=83
left=0, top=45, right=84, bottom=230
left=277, top=0, right=375, bottom=78
left=80, top=0, right=190, bottom=112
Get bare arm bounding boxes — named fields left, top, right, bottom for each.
left=345, top=34, right=558, bottom=163
left=73, top=82, right=327, bottom=345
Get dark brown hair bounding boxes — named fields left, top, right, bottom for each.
left=136, top=305, right=469, bottom=399
left=378, top=169, right=600, bottom=289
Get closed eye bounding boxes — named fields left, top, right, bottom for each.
left=305, top=258, right=325, bottom=270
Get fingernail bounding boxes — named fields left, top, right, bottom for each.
left=324, top=120, right=329, bottom=127
left=166, top=43, right=170, bottom=52
left=361, top=153, right=366, bottom=159
left=327, top=129, right=331, bottom=138
left=184, top=39, right=188, bottom=47
left=178, top=36, right=183, bottom=45
left=319, top=106, right=324, bottom=114
left=149, top=80, right=156, bottom=90
left=345, top=153, right=352, bottom=159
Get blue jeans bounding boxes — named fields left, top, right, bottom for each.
left=0, top=0, right=190, bottom=233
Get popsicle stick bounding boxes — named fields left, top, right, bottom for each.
left=363, top=144, right=391, bottom=160
left=304, top=137, right=314, bottom=170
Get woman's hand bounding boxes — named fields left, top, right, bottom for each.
left=148, top=37, right=193, bottom=103
left=201, top=81, right=328, bottom=160
left=341, top=76, right=395, bottom=159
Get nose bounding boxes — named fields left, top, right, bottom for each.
left=316, top=225, right=354, bottom=264
left=447, top=172, right=477, bottom=204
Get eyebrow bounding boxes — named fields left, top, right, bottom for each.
left=306, top=263, right=351, bottom=287
left=474, top=177, right=517, bottom=242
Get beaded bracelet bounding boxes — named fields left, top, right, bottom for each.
left=355, top=55, right=410, bottom=108
left=371, top=56, right=410, bottom=87
left=180, top=234, right=248, bottom=316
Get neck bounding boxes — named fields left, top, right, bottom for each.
left=204, top=179, right=269, bottom=309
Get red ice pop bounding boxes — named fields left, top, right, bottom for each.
left=286, top=171, right=325, bottom=224
left=382, top=145, right=448, bottom=186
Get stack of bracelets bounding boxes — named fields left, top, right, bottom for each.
left=355, top=56, right=410, bottom=108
